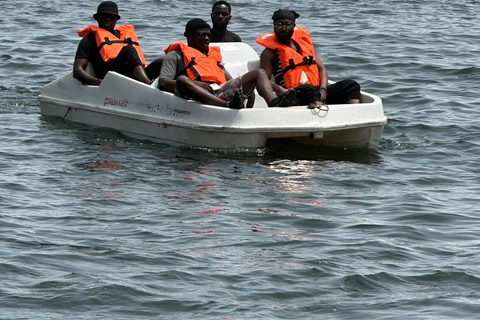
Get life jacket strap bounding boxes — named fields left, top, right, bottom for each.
left=98, top=37, right=140, bottom=51
left=281, top=55, right=315, bottom=75
left=186, top=57, right=203, bottom=81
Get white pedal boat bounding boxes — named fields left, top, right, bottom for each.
left=39, top=42, right=387, bottom=149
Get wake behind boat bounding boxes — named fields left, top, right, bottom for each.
left=39, top=42, right=387, bottom=149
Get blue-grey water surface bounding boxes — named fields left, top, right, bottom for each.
left=1, top=0, right=480, bottom=319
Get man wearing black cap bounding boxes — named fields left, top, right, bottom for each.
left=73, top=1, right=151, bottom=85
left=257, top=9, right=361, bottom=109
left=210, top=1, right=241, bottom=42
left=158, top=18, right=295, bottom=109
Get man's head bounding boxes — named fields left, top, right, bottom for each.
left=272, top=9, right=299, bottom=41
left=184, top=18, right=212, bottom=53
left=211, top=1, right=232, bottom=29
left=94, top=1, right=120, bottom=32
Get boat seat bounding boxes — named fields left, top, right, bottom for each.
left=215, top=42, right=269, bottom=108
left=215, top=42, right=261, bottom=78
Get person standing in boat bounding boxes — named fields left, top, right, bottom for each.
left=210, top=1, right=242, bottom=42
left=157, top=18, right=296, bottom=109
left=73, top=1, right=152, bottom=85
left=257, top=9, right=361, bottom=109
left=144, top=0, right=243, bottom=80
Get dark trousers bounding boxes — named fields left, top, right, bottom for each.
left=108, top=44, right=143, bottom=79
left=295, top=79, right=361, bottom=105
left=145, top=58, right=164, bottom=80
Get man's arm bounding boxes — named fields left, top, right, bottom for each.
left=314, top=49, right=329, bottom=101
left=73, top=57, right=102, bottom=85
left=73, top=37, right=102, bottom=85
left=157, top=51, right=181, bottom=92
left=259, top=48, right=286, bottom=96
left=315, top=56, right=328, bottom=88
left=259, top=48, right=276, bottom=79
left=159, top=51, right=218, bottom=93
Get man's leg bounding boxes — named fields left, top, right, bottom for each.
left=176, top=76, right=228, bottom=107
left=240, top=69, right=274, bottom=104
left=145, top=58, right=164, bottom=80
left=240, top=69, right=296, bottom=107
left=110, top=45, right=152, bottom=84
left=295, top=84, right=324, bottom=109
left=327, top=79, right=361, bottom=104
left=133, top=65, right=153, bottom=84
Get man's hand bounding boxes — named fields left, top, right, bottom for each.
left=319, top=87, right=327, bottom=103
left=193, top=80, right=214, bottom=93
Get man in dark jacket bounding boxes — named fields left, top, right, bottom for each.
left=210, top=1, right=242, bottom=42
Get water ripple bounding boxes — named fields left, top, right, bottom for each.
left=2, top=0, right=480, bottom=319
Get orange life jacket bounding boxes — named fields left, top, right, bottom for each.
left=164, top=41, right=226, bottom=85
left=78, top=25, right=146, bottom=67
left=256, top=26, right=320, bottom=89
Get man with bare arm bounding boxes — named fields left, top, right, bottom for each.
left=158, top=19, right=296, bottom=109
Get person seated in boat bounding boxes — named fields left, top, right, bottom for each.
left=210, top=1, right=242, bottom=42
left=257, top=9, right=361, bottom=109
left=157, top=18, right=296, bottom=109
left=73, top=1, right=152, bottom=85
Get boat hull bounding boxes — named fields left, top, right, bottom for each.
left=39, top=43, right=386, bottom=149
left=40, top=98, right=269, bottom=148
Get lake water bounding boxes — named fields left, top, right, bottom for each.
left=1, top=0, right=480, bottom=319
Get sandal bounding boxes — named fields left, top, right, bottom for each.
left=226, top=90, right=245, bottom=109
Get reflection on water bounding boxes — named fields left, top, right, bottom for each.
left=267, top=159, right=317, bottom=194
left=265, top=138, right=383, bottom=164
left=42, top=114, right=383, bottom=165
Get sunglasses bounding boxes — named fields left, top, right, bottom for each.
left=274, top=22, right=294, bottom=30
